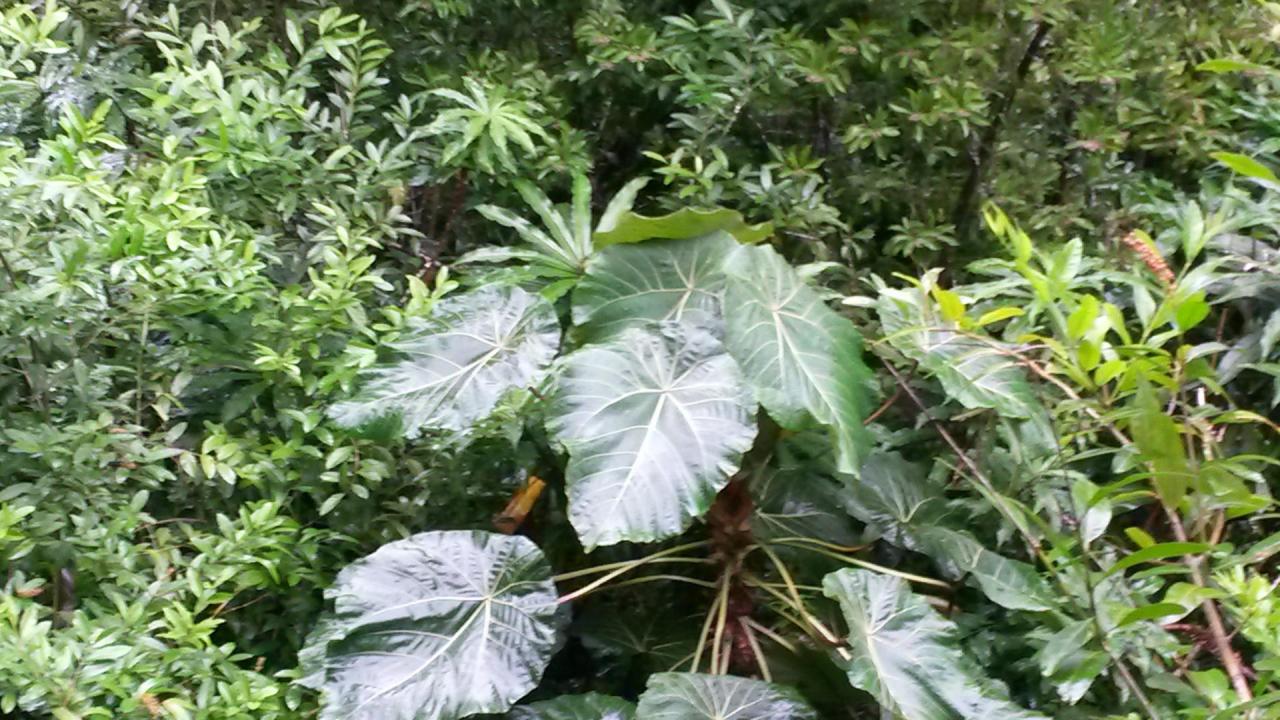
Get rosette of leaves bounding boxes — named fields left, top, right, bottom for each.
left=315, top=191, right=907, bottom=719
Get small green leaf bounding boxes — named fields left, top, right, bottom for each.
left=1105, top=542, right=1209, bottom=576
left=1130, top=382, right=1190, bottom=506
left=975, top=307, right=1024, bottom=326
left=1197, top=58, right=1272, bottom=74
left=1210, top=152, right=1278, bottom=182
left=1117, top=603, right=1188, bottom=627
left=1174, top=292, right=1211, bottom=332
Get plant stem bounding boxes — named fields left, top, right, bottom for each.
left=743, top=617, right=798, bottom=654
left=551, top=554, right=710, bottom=582
left=744, top=572, right=851, bottom=661
left=555, top=541, right=709, bottom=603
left=765, top=539, right=950, bottom=589
left=741, top=621, right=771, bottom=681
left=692, top=573, right=726, bottom=673
left=1164, top=506, right=1253, bottom=702
left=710, top=570, right=732, bottom=675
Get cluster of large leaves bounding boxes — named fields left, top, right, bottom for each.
left=320, top=198, right=878, bottom=716
left=331, top=196, right=875, bottom=549
left=300, top=530, right=825, bottom=720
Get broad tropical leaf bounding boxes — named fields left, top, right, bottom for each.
left=316, top=531, right=563, bottom=720
left=576, top=603, right=700, bottom=670
left=876, top=281, right=1041, bottom=419
left=823, top=569, right=1049, bottom=720
left=722, top=244, right=873, bottom=473
left=549, top=321, right=757, bottom=548
left=510, top=693, right=636, bottom=720
left=329, top=285, right=560, bottom=439
left=573, top=232, right=737, bottom=340
left=594, top=206, right=771, bottom=248
left=636, top=673, right=818, bottom=720
left=753, top=464, right=861, bottom=548
left=848, top=453, right=1052, bottom=612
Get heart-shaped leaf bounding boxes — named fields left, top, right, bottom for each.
left=315, top=531, right=563, bottom=720
left=722, top=244, right=873, bottom=473
left=824, top=569, right=1048, bottom=720
left=549, top=321, right=757, bottom=548
left=753, top=464, right=861, bottom=548
left=510, top=693, right=636, bottom=720
left=573, top=233, right=736, bottom=340
left=329, top=285, right=560, bottom=438
left=636, top=673, right=818, bottom=720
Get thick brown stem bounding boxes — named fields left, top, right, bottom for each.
left=704, top=413, right=781, bottom=674
left=1164, top=507, right=1254, bottom=702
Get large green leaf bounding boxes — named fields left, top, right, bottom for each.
left=636, top=673, right=818, bottom=720
left=753, top=464, right=861, bottom=548
left=572, top=233, right=737, bottom=340
left=315, top=531, right=563, bottom=720
left=876, top=282, right=1041, bottom=419
left=549, top=321, right=757, bottom=548
left=510, top=693, right=636, bottom=720
left=329, top=285, right=560, bottom=438
left=848, top=453, right=1052, bottom=612
left=722, top=245, right=873, bottom=473
left=594, top=207, right=771, bottom=248
left=576, top=603, right=699, bottom=670
left=823, top=569, right=1049, bottom=720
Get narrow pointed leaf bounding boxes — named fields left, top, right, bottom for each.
left=317, top=531, right=563, bottom=720
left=510, top=693, right=635, bottom=720
left=636, top=673, right=818, bottom=720
left=723, top=244, right=873, bottom=473
left=514, top=179, right=577, bottom=261
left=329, top=286, right=560, bottom=438
left=549, top=321, right=757, bottom=548
left=596, top=177, right=651, bottom=235
left=573, top=233, right=736, bottom=340
left=824, top=569, right=1048, bottom=720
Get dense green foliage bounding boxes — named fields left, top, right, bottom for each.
left=2, top=0, right=1279, bottom=718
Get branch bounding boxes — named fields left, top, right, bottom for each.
left=952, top=20, right=1051, bottom=243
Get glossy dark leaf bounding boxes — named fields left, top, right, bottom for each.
left=849, top=453, right=1053, bottom=611
left=877, top=281, right=1042, bottom=419
left=824, top=569, right=1049, bottom=720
